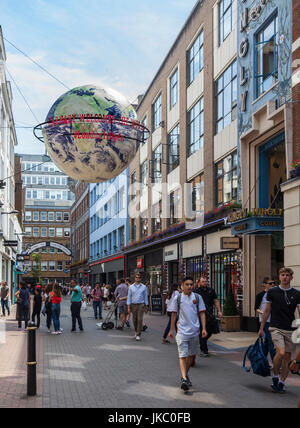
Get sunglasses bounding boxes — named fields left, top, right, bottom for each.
left=267, top=282, right=275, bottom=285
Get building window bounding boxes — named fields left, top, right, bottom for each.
left=130, top=171, right=137, bottom=201
left=49, top=228, right=55, bottom=238
left=152, top=94, right=162, bottom=131
left=140, top=211, right=148, bottom=237
left=63, top=212, right=69, bottom=222
left=33, top=227, right=39, bottom=238
left=219, top=0, right=233, bottom=45
left=33, top=212, right=39, bottom=222
left=141, top=161, right=148, bottom=194
left=130, top=218, right=136, bottom=242
left=170, top=68, right=178, bottom=109
left=190, top=174, right=204, bottom=217
left=255, top=15, right=278, bottom=97
left=119, top=187, right=125, bottom=211
left=118, top=226, right=125, bottom=249
left=41, top=212, right=47, bottom=222
left=216, top=151, right=238, bottom=206
left=56, top=228, right=63, bottom=237
left=188, top=98, right=204, bottom=156
left=168, top=189, right=181, bottom=226
left=41, top=227, right=47, bottom=238
left=48, top=212, right=54, bottom=222
left=26, top=190, right=32, bottom=199
left=152, top=145, right=162, bottom=183
left=188, top=30, right=204, bottom=85
left=168, top=124, right=180, bottom=173
left=215, top=60, right=237, bottom=134
left=56, top=212, right=62, bottom=222
left=49, top=247, right=55, bottom=254
left=25, top=227, right=32, bottom=237
left=49, top=261, right=55, bottom=272
left=57, top=261, right=63, bottom=272
left=25, top=211, right=32, bottom=222
left=41, top=261, right=48, bottom=272
left=152, top=200, right=162, bottom=233
left=142, top=116, right=148, bottom=145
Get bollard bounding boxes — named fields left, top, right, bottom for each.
left=27, top=322, right=37, bottom=397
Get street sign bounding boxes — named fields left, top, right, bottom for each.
left=4, top=240, right=18, bottom=247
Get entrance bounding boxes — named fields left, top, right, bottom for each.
left=210, top=252, right=239, bottom=310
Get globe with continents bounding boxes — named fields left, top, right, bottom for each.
left=43, top=85, right=142, bottom=182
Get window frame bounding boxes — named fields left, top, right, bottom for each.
left=188, top=30, right=204, bottom=85
left=219, top=0, right=233, bottom=45
left=188, top=98, right=204, bottom=156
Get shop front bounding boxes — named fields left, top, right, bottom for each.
left=89, top=255, right=125, bottom=287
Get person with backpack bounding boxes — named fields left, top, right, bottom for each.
left=168, top=276, right=207, bottom=392
left=258, top=267, right=300, bottom=394
left=255, top=277, right=276, bottom=362
left=162, top=284, right=180, bottom=344
left=194, top=276, right=222, bottom=358
left=15, top=282, right=30, bottom=331
left=31, top=285, right=42, bottom=328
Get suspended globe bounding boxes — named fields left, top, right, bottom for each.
left=41, top=85, right=144, bottom=182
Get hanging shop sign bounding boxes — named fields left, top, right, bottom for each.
left=228, top=208, right=283, bottom=223
left=4, top=240, right=18, bottom=247
left=137, top=257, right=144, bottom=269
left=230, top=216, right=284, bottom=236
left=221, top=237, right=241, bottom=250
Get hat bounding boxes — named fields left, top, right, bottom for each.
left=35, top=285, right=42, bottom=289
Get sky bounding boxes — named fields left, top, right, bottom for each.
left=1, top=0, right=197, bottom=154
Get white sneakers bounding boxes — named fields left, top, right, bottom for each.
left=136, top=335, right=141, bottom=341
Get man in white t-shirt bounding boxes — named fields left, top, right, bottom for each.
left=169, top=276, right=207, bottom=392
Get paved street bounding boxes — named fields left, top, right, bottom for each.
left=1, top=298, right=300, bottom=408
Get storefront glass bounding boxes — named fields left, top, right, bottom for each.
left=186, top=256, right=207, bottom=283
left=210, top=251, right=238, bottom=309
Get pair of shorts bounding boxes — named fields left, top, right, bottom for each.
left=118, top=304, right=128, bottom=315
left=269, top=328, right=296, bottom=354
left=176, top=334, right=199, bottom=358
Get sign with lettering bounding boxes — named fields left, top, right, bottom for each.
left=230, top=216, right=284, bottom=235
left=137, top=257, right=144, bottom=269
left=221, top=237, right=241, bottom=250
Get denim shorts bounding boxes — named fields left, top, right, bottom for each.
left=176, top=334, right=199, bottom=358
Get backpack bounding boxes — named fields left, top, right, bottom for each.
left=177, top=293, right=200, bottom=318
left=243, top=338, right=271, bottom=377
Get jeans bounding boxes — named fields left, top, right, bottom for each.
left=32, top=306, right=41, bottom=328
left=1, top=298, right=10, bottom=315
left=71, top=302, right=83, bottom=331
left=18, top=303, right=29, bottom=329
left=262, top=322, right=276, bottom=362
left=93, top=301, right=102, bottom=318
left=52, top=303, right=61, bottom=332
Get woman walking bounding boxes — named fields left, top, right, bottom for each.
left=50, top=283, right=62, bottom=335
left=15, top=282, right=30, bottom=331
left=43, top=283, right=53, bottom=333
left=162, top=284, right=180, bottom=344
left=31, top=285, right=42, bottom=328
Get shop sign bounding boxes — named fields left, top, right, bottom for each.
left=164, top=244, right=178, bottom=261
left=231, top=216, right=284, bottom=236
left=137, top=257, right=144, bottom=269
left=151, top=294, right=162, bottom=312
left=228, top=208, right=283, bottom=223
left=4, top=240, right=18, bottom=247
left=221, top=237, right=241, bottom=250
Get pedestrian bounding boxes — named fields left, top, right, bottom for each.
left=125, top=278, right=132, bottom=328
left=162, top=284, right=180, bottom=344
left=258, top=267, right=300, bottom=394
left=70, top=279, right=84, bottom=332
left=255, top=277, right=276, bottom=362
left=1, top=281, right=10, bottom=317
left=168, top=276, right=207, bottom=392
left=127, top=273, right=149, bottom=341
left=50, top=283, right=62, bottom=335
left=86, top=284, right=92, bottom=304
left=31, top=285, right=42, bottom=328
left=194, top=276, right=222, bottom=358
left=91, top=283, right=103, bottom=320
left=43, top=283, right=53, bottom=333
left=114, top=278, right=129, bottom=330
left=15, top=282, right=30, bottom=331
left=103, top=284, right=109, bottom=310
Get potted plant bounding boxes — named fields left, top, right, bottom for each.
left=290, top=159, right=300, bottom=179
left=221, top=286, right=240, bottom=332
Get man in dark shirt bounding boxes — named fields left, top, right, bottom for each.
left=194, top=277, right=222, bottom=357
left=259, top=267, right=300, bottom=394
left=32, top=286, right=42, bottom=328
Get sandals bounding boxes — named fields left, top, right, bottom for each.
left=162, top=339, right=171, bottom=344
left=288, top=360, right=300, bottom=375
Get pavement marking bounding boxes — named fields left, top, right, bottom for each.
left=125, top=381, right=225, bottom=406
left=96, top=344, right=161, bottom=352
